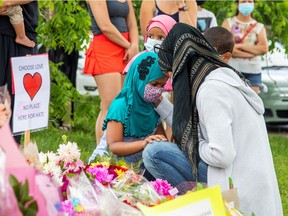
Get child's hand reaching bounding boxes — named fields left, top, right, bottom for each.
left=143, top=134, right=168, bottom=148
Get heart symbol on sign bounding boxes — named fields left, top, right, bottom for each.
left=23, top=72, right=42, bottom=101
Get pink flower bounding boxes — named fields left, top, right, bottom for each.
left=151, top=179, right=173, bottom=196
left=86, top=166, right=114, bottom=185
left=63, top=160, right=83, bottom=173
left=62, top=200, right=75, bottom=215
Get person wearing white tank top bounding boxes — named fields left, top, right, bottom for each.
left=222, top=0, right=269, bottom=94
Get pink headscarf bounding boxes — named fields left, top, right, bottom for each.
left=144, top=15, right=177, bottom=42
left=123, top=15, right=176, bottom=74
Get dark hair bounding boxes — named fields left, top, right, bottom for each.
left=196, top=0, right=205, bottom=6
left=203, top=27, right=235, bottom=54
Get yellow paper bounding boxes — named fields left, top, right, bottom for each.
left=138, top=186, right=226, bottom=216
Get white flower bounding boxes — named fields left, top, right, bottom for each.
left=57, top=141, right=81, bottom=164
left=38, top=152, right=47, bottom=164
left=43, top=162, right=62, bottom=176
left=46, top=151, right=60, bottom=165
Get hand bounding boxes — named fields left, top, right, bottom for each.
left=0, top=104, right=9, bottom=128
left=143, top=134, right=168, bottom=148
left=153, top=95, right=163, bottom=108
left=123, top=43, right=139, bottom=63
left=0, top=6, right=8, bottom=15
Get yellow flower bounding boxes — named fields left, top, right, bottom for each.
left=115, top=168, right=125, bottom=176
left=90, top=162, right=110, bottom=168
left=74, top=205, right=84, bottom=212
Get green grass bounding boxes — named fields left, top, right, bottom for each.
left=269, top=134, right=288, bottom=215
left=28, top=96, right=288, bottom=214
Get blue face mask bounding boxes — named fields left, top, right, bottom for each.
left=144, top=38, right=163, bottom=53
left=238, top=3, right=254, bottom=16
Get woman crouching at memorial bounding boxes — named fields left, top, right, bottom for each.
left=143, top=23, right=283, bottom=216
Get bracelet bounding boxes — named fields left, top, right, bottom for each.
left=178, top=6, right=188, bottom=11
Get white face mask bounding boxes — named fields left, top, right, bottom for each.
left=144, top=38, right=163, bottom=53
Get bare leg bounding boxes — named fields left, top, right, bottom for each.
left=12, top=22, right=35, bottom=48
left=251, top=86, right=260, bottom=94
left=94, top=73, right=123, bottom=145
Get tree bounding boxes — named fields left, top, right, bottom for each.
left=37, top=1, right=91, bottom=127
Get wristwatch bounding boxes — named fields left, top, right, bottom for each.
left=178, top=6, right=189, bottom=11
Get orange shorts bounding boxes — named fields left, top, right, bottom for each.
left=84, top=32, right=129, bottom=75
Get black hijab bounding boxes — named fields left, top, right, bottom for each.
left=158, top=23, right=245, bottom=178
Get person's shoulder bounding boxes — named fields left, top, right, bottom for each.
left=199, top=68, right=234, bottom=87
left=255, top=21, right=264, bottom=30
left=140, top=0, right=156, bottom=10
left=226, top=16, right=236, bottom=22
left=249, top=19, right=264, bottom=33
left=198, top=8, right=216, bottom=17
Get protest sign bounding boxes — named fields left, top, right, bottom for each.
left=11, top=54, right=50, bottom=134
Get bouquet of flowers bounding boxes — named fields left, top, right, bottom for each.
left=57, top=171, right=101, bottom=216
left=84, top=160, right=129, bottom=186
left=150, top=178, right=175, bottom=202
left=38, top=135, right=83, bottom=186
left=110, top=170, right=161, bottom=207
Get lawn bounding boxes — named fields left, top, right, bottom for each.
left=29, top=95, right=288, bottom=214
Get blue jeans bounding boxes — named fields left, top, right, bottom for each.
left=143, top=141, right=207, bottom=187
left=242, top=72, right=262, bottom=87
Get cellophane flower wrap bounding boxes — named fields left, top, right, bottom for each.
left=150, top=178, right=175, bottom=203
left=62, top=171, right=101, bottom=216
left=111, top=170, right=161, bottom=207
left=93, top=180, right=143, bottom=216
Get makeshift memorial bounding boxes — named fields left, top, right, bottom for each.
left=34, top=136, right=249, bottom=215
